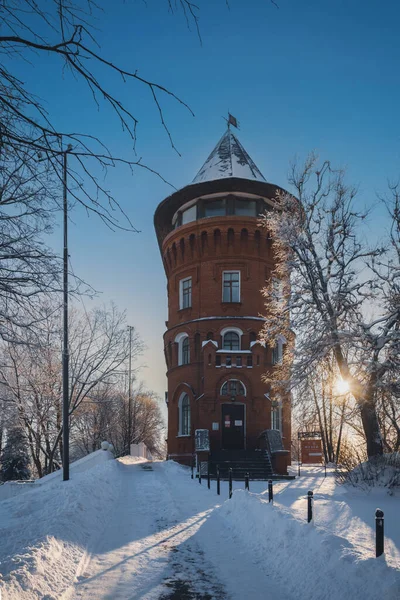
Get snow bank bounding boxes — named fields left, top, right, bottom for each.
left=0, top=449, right=114, bottom=503
left=220, top=490, right=400, bottom=600
left=0, top=481, right=37, bottom=501
left=0, top=459, right=122, bottom=600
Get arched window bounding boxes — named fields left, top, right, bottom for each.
left=271, top=399, right=282, bottom=432
left=179, top=393, right=191, bottom=435
left=223, top=331, right=240, bottom=351
left=175, top=333, right=190, bottom=366
left=221, top=380, right=246, bottom=396
left=182, top=337, right=190, bottom=365
left=272, top=336, right=285, bottom=365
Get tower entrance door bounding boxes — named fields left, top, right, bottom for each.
left=221, top=404, right=245, bottom=450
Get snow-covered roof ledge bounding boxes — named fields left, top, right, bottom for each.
left=202, top=340, right=218, bottom=348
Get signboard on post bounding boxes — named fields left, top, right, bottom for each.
left=301, top=438, right=323, bottom=464
left=195, top=429, right=210, bottom=452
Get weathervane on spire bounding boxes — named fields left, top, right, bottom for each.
left=225, top=112, right=239, bottom=130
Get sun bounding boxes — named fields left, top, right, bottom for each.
left=336, top=378, right=350, bottom=395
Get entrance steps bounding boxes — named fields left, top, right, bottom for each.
left=208, top=449, right=294, bottom=481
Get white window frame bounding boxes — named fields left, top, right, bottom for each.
left=220, top=327, right=243, bottom=351
left=272, top=277, right=284, bottom=301
left=175, top=332, right=190, bottom=366
left=178, top=392, right=191, bottom=436
left=222, top=270, right=241, bottom=303
left=179, top=277, right=192, bottom=310
left=272, top=335, right=286, bottom=365
left=271, top=400, right=282, bottom=433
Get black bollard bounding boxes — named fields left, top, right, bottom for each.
left=307, top=490, right=313, bottom=523
left=199, top=465, right=202, bottom=484
left=268, top=480, right=273, bottom=503
left=217, top=466, right=220, bottom=496
left=298, top=461, right=301, bottom=477
left=375, top=509, right=384, bottom=557
left=191, top=457, right=194, bottom=480
left=207, top=468, right=210, bottom=490
left=229, top=468, right=233, bottom=499
left=324, top=462, right=327, bottom=478
left=245, top=472, right=249, bottom=491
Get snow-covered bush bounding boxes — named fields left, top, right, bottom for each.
left=338, top=452, right=400, bottom=490
left=0, top=426, right=31, bottom=481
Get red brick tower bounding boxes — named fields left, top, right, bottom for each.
left=154, top=129, right=291, bottom=475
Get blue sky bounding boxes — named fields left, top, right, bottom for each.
left=18, top=0, right=400, bottom=404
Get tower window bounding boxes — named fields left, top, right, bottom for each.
left=182, top=337, right=190, bottom=365
left=221, top=380, right=246, bottom=396
left=271, top=400, right=282, bottom=432
left=179, top=277, right=192, bottom=309
left=175, top=333, right=190, bottom=366
left=235, top=199, right=257, bottom=216
left=222, top=271, right=240, bottom=303
left=223, top=331, right=240, bottom=351
left=179, top=393, right=191, bottom=435
left=272, top=339, right=284, bottom=365
left=182, top=205, right=197, bottom=225
left=204, top=199, right=226, bottom=217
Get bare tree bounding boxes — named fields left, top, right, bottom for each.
left=372, top=184, right=400, bottom=451
left=0, top=0, right=192, bottom=341
left=260, top=154, right=399, bottom=458
left=0, top=302, right=143, bottom=475
left=294, top=356, right=353, bottom=463
left=73, top=386, right=165, bottom=459
left=0, top=135, right=64, bottom=340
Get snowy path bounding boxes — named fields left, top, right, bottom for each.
left=63, top=459, right=290, bottom=600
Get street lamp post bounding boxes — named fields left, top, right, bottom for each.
left=62, top=145, right=72, bottom=481
left=127, top=325, right=133, bottom=455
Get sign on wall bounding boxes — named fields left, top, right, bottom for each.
left=195, top=429, right=210, bottom=452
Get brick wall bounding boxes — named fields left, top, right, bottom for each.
left=159, top=212, right=291, bottom=461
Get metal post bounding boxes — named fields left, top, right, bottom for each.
left=229, top=468, right=233, bottom=499
left=245, top=472, right=249, bottom=491
left=324, top=462, right=327, bottom=478
left=191, top=456, right=194, bottom=480
left=207, top=466, right=210, bottom=489
left=217, top=465, right=220, bottom=495
left=268, top=480, right=273, bottom=503
left=298, top=437, right=301, bottom=477
left=62, top=149, right=69, bottom=482
left=307, top=490, right=313, bottom=523
left=375, top=509, right=384, bottom=557
left=127, top=325, right=133, bottom=455
left=199, top=464, right=201, bottom=484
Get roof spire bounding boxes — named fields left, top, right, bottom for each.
left=192, top=127, right=266, bottom=184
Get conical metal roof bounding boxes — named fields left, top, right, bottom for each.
left=192, top=129, right=266, bottom=184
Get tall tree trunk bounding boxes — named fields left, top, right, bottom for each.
left=334, top=346, right=383, bottom=458
left=336, top=402, right=346, bottom=463
left=359, top=400, right=383, bottom=458
left=311, top=381, right=328, bottom=462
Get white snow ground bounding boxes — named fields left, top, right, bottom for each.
left=0, top=458, right=399, bottom=600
